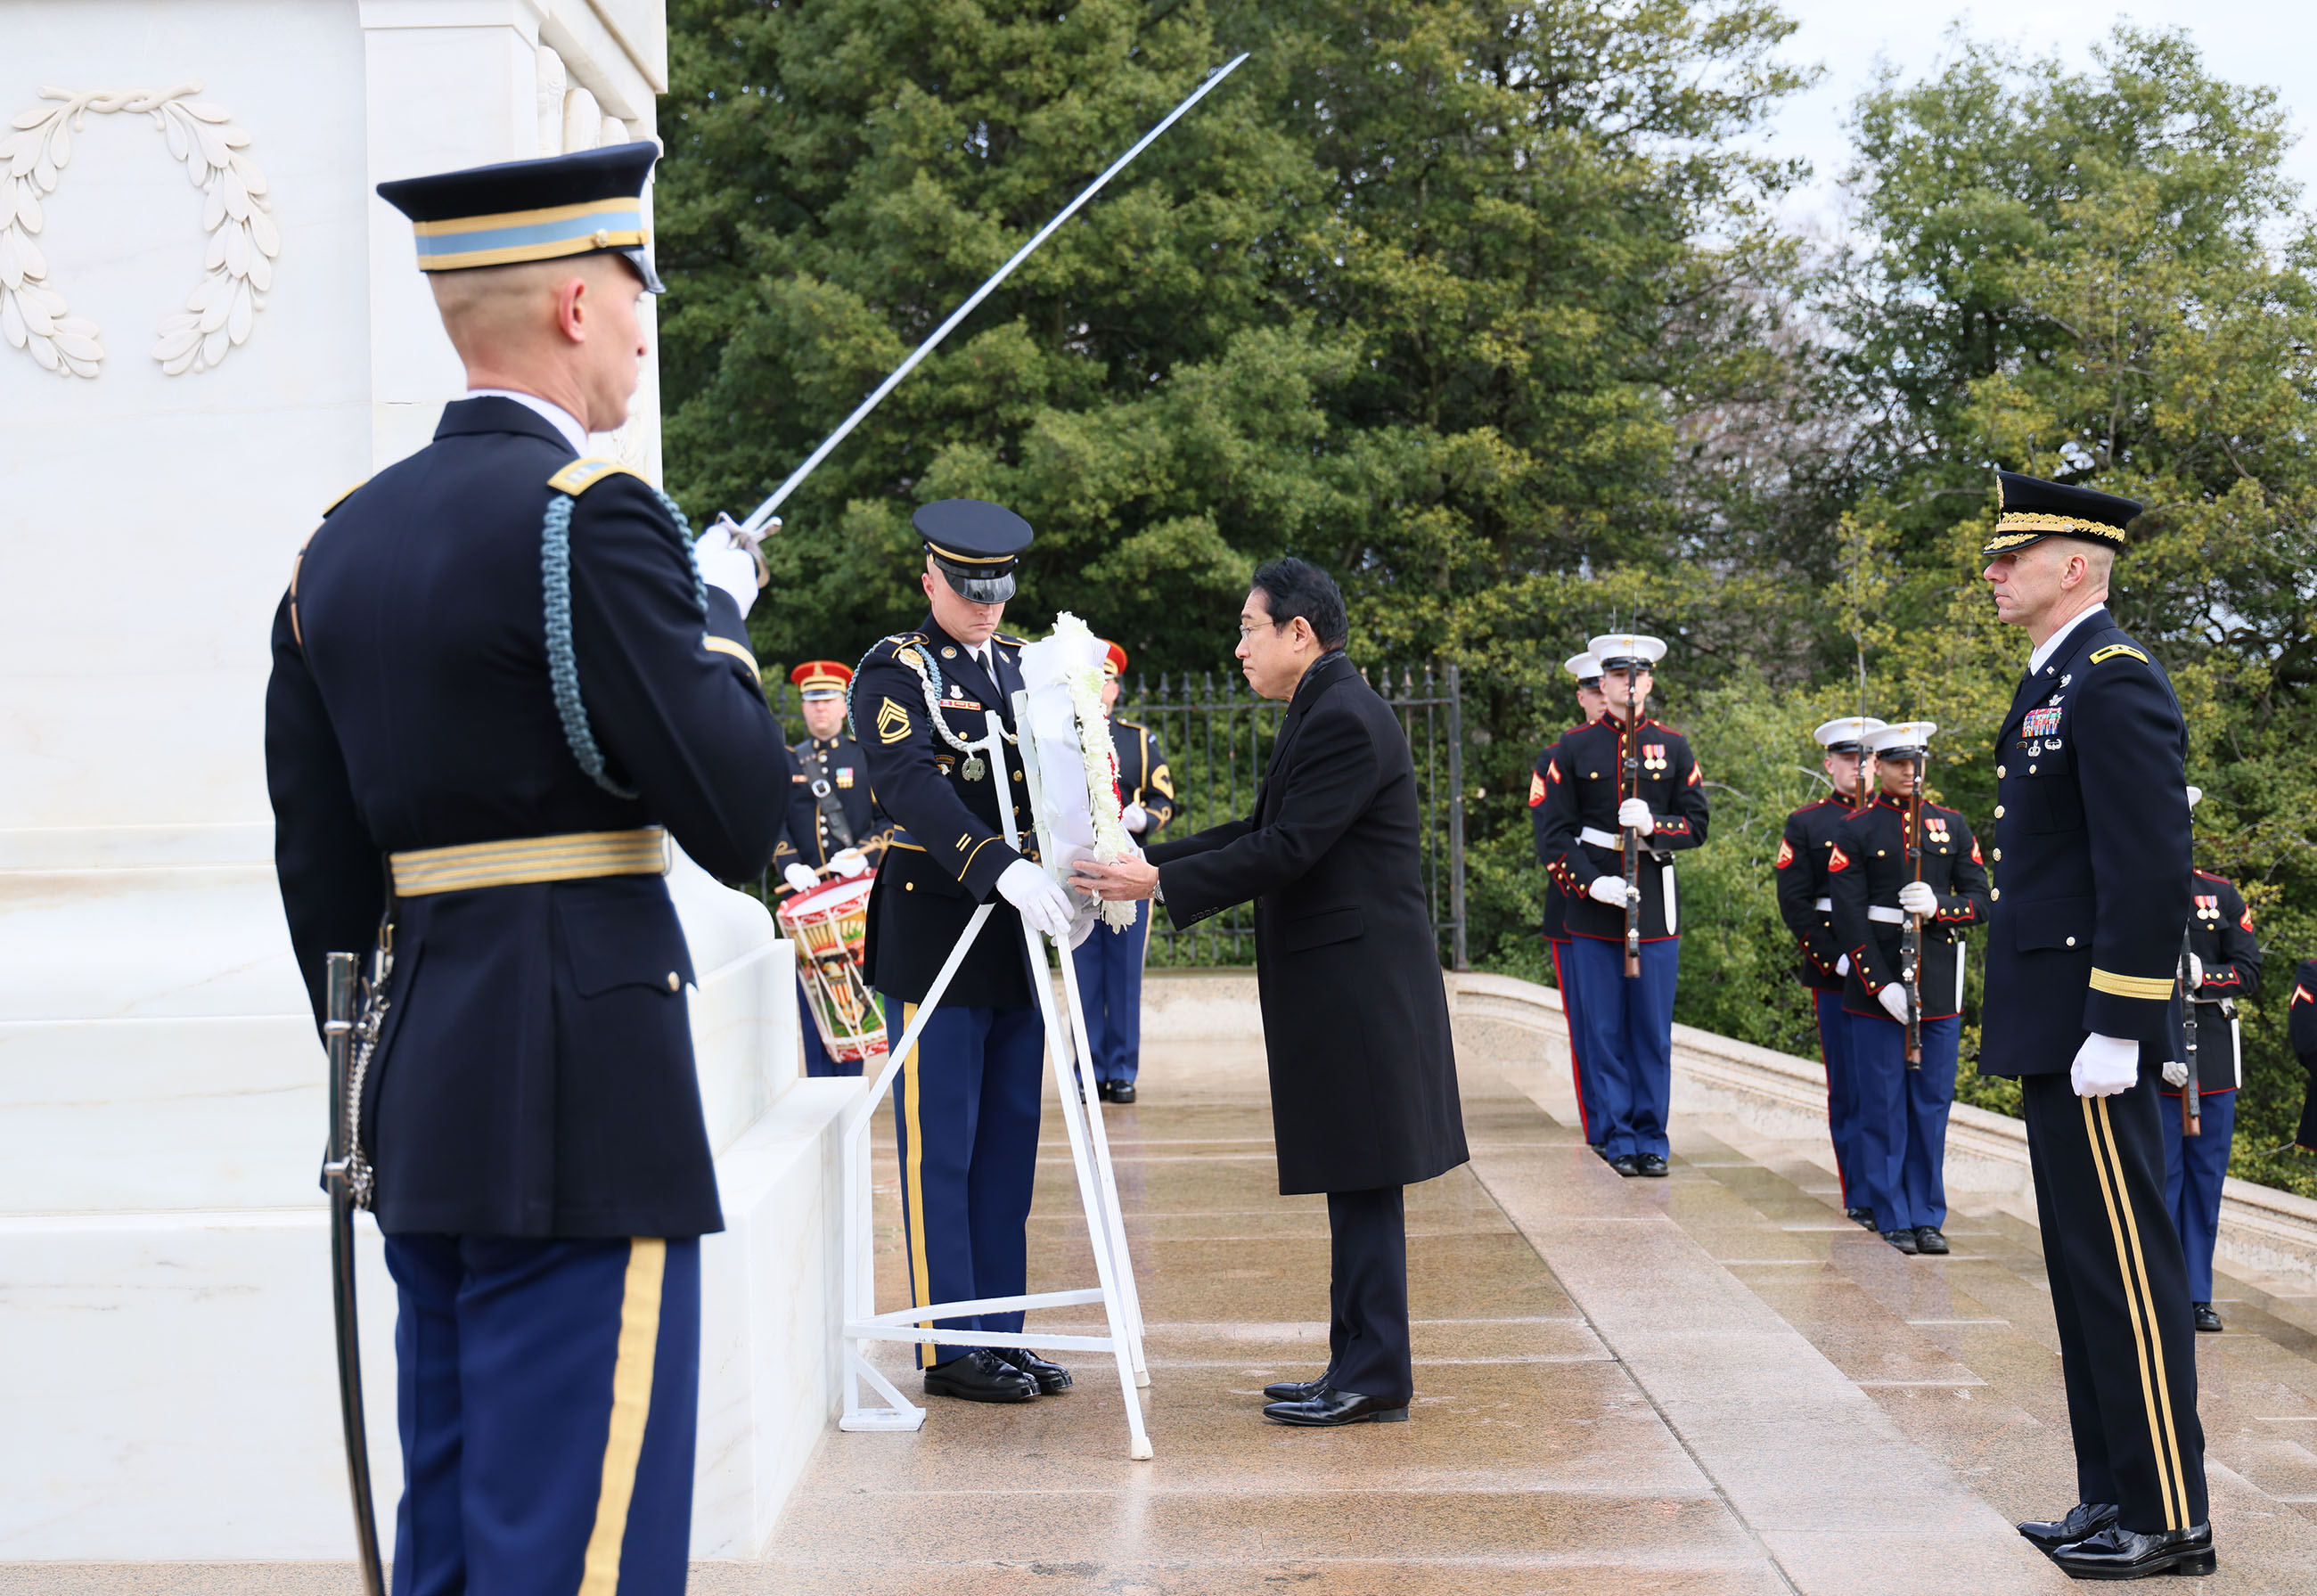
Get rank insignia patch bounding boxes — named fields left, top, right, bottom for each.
left=1827, top=844, right=1851, bottom=873
left=1775, top=837, right=1794, bottom=869
left=1528, top=770, right=1548, bottom=807
left=2091, top=643, right=2149, bottom=666
left=875, top=698, right=912, bottom=744
left=2022, top=707, right=2062, bottom=739
left=1970, top=839, right=1983, bottom=865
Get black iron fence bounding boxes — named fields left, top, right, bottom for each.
left=1118, top=662, right=1466, bottom=970
left=749, top=662, right=1470, bottom=971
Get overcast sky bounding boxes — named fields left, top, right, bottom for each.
left=1757, top=4, right=2317, bottom=238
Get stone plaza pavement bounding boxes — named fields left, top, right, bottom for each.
left=12, top=986, right=2317, bottom=1593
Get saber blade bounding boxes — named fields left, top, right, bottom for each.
left=323, top=951, right=386, bottom=1596
left=736, top=52, right=1253, bottom=538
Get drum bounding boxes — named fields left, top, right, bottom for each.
left=775, top=873, right=887, bottom=1066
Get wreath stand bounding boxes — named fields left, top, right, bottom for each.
left=835, top=704, right=1153, bottom=1458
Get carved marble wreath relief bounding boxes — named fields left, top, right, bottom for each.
left=0, top=82, right=277, bottom=378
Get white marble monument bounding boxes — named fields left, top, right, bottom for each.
left=0, top=0, right=847, bottom=1561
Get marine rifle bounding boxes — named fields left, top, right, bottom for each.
left=1622, top=663, right=1646, bottom=979
left=2179, top=926, right=2202, bottom=1136
left=1902, top=755, right=1923, bottom=1068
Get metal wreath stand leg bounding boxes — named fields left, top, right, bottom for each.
left=835, top=706, right=1152, bottom=1458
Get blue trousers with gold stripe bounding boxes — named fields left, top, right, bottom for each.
left=384, top=1234, right=700, bottom=1596
left=1070, top=898, right=1151, bottom=1084
left=2021, top=1072, right=2208, bottom=1535
left=885, top=998, right=1044, bottom=1367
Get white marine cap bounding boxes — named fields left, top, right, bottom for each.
left=1813, top=716, right=1887, bottom=753
left=1863, top=720, right=1937, bottom=759
left=1564, top=651, right=1601, bottom=683
left=1587, top=633, right=1667, bottom=670
left=2187, top=785, right=2203, bottom=809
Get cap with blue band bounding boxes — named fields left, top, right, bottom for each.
left=378, top=142, right=664, bottom=293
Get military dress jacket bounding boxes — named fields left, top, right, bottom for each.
left=266, top=397, right=793, bottom=1240
left=1527, top=720, right=1589, bottom=944
left=2162, top=870, right=2263, bottom=1095
left=1828, top=794, right=1990, bottom=1020
left=1111, top=716, right=1175, bottom=835
left=2286, top=961, right=2317, bottom=1149
left=855, top=619, right=1041, bottom=1008
left=1775, top=794, right=1867, bottom=992
left=1147, top=651, right=1468, bottom=1195
left=1980, top=609, right=2192, bottom=1077
left=1535, top=716, right=1710, bottom=942
left=771, top=732, right=892, bottom=894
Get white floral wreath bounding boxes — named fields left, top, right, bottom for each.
left=0, top=82, right=277, bottom=379
left=1045, top=613, right=1140, bottom=931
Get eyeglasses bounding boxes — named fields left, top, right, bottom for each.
left=1237, top=619, right=1280, bottom=640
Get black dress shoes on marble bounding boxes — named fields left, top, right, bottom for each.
left=1108, top=1081, right=1136, bottom=1104
left=993, top=1347, right=1072, bottom=1394
left=1262, top=1386, right=1410, bottom=1427
left=1263, top=1374, right=1331, bottom=1402
left=2193, top=1302, right=2223, bottom=1332
left=2049, top=1522, right=2215, bottom=1579
left=1634, top=1153, right=1670, bottom=1177
left=1608, top=1154, right=1642, bottom=1177
left=1913, top=1225, right=1950, bottom=1255
left=1845, top=1207, right=1876, bottom=1228
left=1882, top=1228, right=1920, bottom=1255
left=923, top=1348, right=1039, bottom=1403
left=2018, top=1501, right=2119, bottom=1554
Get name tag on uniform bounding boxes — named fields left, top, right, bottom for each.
left=940, top=696, right=983, bottom=712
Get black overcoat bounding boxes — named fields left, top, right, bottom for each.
left=1148, top=652, right=1468, bottom=1195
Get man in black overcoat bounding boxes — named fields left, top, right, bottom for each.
left=1072, top=559, right=1469, bottom=1428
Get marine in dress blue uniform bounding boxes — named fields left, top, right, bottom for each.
left=1828, top=722, right=1988, bottom=1254
left=1535, top=634, right=1710, bottom=1175
left=2288, top=962, right=2317, bottom=1153
left=1532, top=651, right=1606, bottom=1147
left=854, top=500, right=1077, bottom=1404
left=1071, top=640, right=1174, bottom=1102
left=1774, top=716, right=1886, bottom=1224
left=1979, top=471, right=2212, bottom=1579
left=2157, top=794, right=2263, bottom=1330
left=266, top=143, right=792, bottom=1595
left=773, top=660, right=892, bottom=1077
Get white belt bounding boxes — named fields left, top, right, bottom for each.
left=1579, top=826, right=1623, bottom=849
left=1868, top=905, right=1905, bottom=924
left=1813, top=896, right=1831, bottom=913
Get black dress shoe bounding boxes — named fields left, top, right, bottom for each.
left=923, top=1348, right=1038, bottom=1404
left=1845, top=1206, right=1876, bottom=1227
left=1590, top=1143, right=1609, bottom=1160
left=2018, top=1502, right=2119, bottom=1555
left=2050, top=1521, right=2215, bottom=1579
left=1262, top=1385, right=1410, bottom=1427
left=1914, top=1225, right=1950, bottom=1255
left=1608, top=1154, right=1642, bottom=1176
left=1883, top=1229, right=1920, bottom=1255
left=1635, top=1153, right=1669, bottom=1177
left=1109, top=1081, right=1135, bottom=1103
left=993, top=1347, right=1072, bottom=1394
left=1263, top=1373, right=1331, bottom=1402
left=2193, top=1302, right=2223, bottom=1332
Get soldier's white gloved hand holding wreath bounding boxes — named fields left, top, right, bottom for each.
left=1122, top=802, right=1150, bottom=834
left=998, top=858, right=1075, bottom=939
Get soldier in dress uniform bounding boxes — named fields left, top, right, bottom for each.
left=1828, top=722, right=1989, bottom=1256
left=1071, top=641, right=1174, bottom=1102
left=266, top=143, right=793, bottom=1593
left=1535, top=634, right=1710, bottom=1176
left=1979, top=471, right=2213, bottom=1580
left=2288, top=962, right=2317, bottom=1153
left=1775, top=716, right=1887, bottom=1227
left=774, top=660, right=892, bottom=1077
left=1533, top=651, right=1607, bottom=1149
left=854, top=500, right=1085, bottom=1404
left=2158, top=787, right=2264, bottom=1332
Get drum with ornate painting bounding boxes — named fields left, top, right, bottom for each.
left=774, top=873, right=887, bottom=1065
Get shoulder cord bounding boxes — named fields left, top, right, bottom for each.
left=543, top=484, right=708, bottom=798
left=846, top=641, right=1018, bottom=759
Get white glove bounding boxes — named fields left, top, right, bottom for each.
left=692, top=526, right=760, bottom=618
left=997, top=858, right=1074, bottom=939
left=2161, top=1060, right=2190, bottom=1088
left=1122, top=802, right=1150, bottom=834
left=1064, top=888, right=1098, bottom=951
left=829, top=847, right=868, bottom=879
left=2185, top=953, right=2204, bottom=991
left=1587, top=875, right=1635, bottom=908
left=1898, top=880, right=1938, bottom=918
left=782, top=863, right=819, bottom=895
left=1617, top=798, right=1655, bottom=835
left=1877, top=983, right=1912, bottom=1024
left=1836, top=954, right=1851, bottom=977
left=2070, top=1033, right=2141, bottom=1098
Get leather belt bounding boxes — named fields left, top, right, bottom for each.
left=389, top=827, right=668, bottom=896
left=1867, top=904, right=1905, bottom=924
left=1579, top=826, right=1623, bottom=849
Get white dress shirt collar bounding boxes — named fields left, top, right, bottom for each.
left=466, top=388, right=588, bottom=456
left=2028, top=602, right=2107, bottom=676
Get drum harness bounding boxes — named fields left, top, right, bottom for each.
left=799, top=741, right=857, bottom=852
